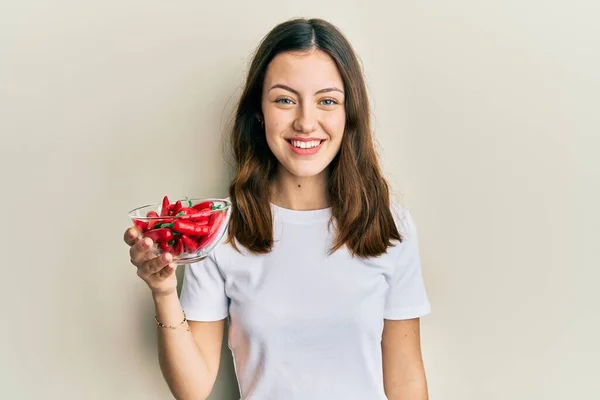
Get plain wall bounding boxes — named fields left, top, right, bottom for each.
left=1, top=1, right=598, bottom=399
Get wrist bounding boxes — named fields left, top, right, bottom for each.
left=152, top=291, right=185, bottom=325
left=152, top=289, right=178, bottom=302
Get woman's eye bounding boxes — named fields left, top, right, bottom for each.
left=320, top=99, right=337, bottom=106
left=275, top=98, right=294, bottom=105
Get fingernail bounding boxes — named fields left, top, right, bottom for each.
left=143, top=238, right=151, bottom=247
left=163, top=253, right=172, bottom=262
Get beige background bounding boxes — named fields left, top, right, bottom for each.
left=1, top=1, right=598, bottom=399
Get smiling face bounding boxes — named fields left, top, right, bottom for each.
left=261, top=49, right=346, bottom=180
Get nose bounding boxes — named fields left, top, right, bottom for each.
left=293, top=105, right=317, bottom=133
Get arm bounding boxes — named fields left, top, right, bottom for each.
left=382, top=318, right=429, bottom=400
left=124, top=226, right=226, bottom=400
left=154, top=292, right=225, bottom=400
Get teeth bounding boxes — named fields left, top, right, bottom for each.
left=291, top=140, right=321, bottom=149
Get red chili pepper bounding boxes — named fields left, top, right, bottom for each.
left=198, top=211, right=226, bottom=247
left=185, top=216, right=210, bottom=225
left=146, top=211, right=159, bottom=218
left=172, top=220, right=210, bottom=236
left=133, top=219, right=148, bottom=232
left=160, top=196, right=171, bottom=217
left=158, top=217, right=174, bottom=224
left=159, top=241, right=172, bottom=252
left=147, top=219, right=162, bottom=230
left=176, top=207, right=196, bottom=216
left=192, top=200, right=214, bottom=211
left=179, top=209, right=212, bottom=222
left=144, top=228, right=173, bottom=243
left=179, top=235, right=198, bottom=253
left=171, top=201, right=183, bottom=216
left=145, top=210, right=161, bottom=229
left=172, top=238, right=184, bottom=256
left=210, top=210, right=226, bottom=234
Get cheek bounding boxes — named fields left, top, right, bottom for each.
left=265, top=130, right=277, bottom=151
left=323, top=112, right=346, bottom=140
left=265, top=106, right=291, bottom=126
left=265, top=125, right=283, bottom=155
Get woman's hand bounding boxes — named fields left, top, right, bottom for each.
left=124, top=227, right=178, bottom=297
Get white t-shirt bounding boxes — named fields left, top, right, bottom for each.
left=179, top=202, right=431, bottom=400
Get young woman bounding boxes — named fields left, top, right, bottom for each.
left=124, top=18, right=431, bottom=400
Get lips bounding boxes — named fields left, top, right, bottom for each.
left=286, top=139, right=324, bottom=149
left=286, top=139, right=325, bottom=155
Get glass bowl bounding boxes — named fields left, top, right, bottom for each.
left=127, top=197, right=231, bottom=264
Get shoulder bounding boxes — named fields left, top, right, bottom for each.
left=389, top=201, right=418, bottom=241
left=381, top=200, right=421, bottom=267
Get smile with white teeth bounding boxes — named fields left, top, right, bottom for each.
left=290, top=140, right=322, bottom=149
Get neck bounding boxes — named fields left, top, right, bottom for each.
left=270, top=165, right=330, bottom=211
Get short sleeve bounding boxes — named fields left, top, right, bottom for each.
left=384, top=205, right=432, bottom=320
left=179, top=252, right=229, bottom=321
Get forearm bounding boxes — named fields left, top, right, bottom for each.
left=385, top=379, right=428, bottom=400
left=154, top=293, right=212, bottom=400
left=382, top=318, right=429, bottom=400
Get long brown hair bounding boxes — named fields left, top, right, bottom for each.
left=226, top=18, right=402, bottom=258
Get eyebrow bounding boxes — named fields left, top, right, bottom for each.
left=268, top=84, right=344, bottom=96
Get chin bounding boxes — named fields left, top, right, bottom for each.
left=283, top=163, right=329, bottom=179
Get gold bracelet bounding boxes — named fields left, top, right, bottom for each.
left=155, top=311, right=189, bottom=331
